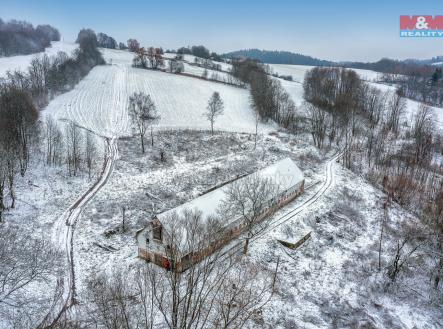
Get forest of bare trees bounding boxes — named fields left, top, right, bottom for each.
left=231, top=59, right=297, bottom=129
left=0, top=27, right=106, bottom=328
left=303, top=66, right=443, bottom=291
left=379, top=68, right=443, bottom=107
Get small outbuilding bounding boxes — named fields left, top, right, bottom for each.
left=136, top=157, right=304, bottom=271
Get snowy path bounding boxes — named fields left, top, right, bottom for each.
left=41, top=138, right=118, bottom=328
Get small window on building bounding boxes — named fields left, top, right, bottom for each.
left=146, top=238, right=150, bottom=245
left=153, top=225, right=162, bottom=241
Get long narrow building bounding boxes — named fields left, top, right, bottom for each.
left=136, top=157, right=304, bottom=271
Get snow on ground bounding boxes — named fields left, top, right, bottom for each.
left=72, top=128, right=442, bottom=328
left=249, top=158, right=443, bottom=328
left=367, top=81, right=443, bottom=130
left=74, top=130, right=324, bottom=290
left=44, top=64, right=132, bottom=138
left=269, top=64, right=313, bottom=83
left=164, top=52, right=232, bottom=72
left=269, top=63, right=382, bottom=83
left=0, top=41, right=78, bottom=78
left=269, top=63, right=443, bottom=130
left=45, top=48, right=271, bottom=138
left=182, top=62, right=233, bottom=81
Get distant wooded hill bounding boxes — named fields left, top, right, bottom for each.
left=0, top=18, right=60, bottom=57
left=222, top=49, right=334, bottom=66
left=223, top=48, right=442, bottom=77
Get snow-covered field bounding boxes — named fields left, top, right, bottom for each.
left=0, top=41, right=78, bottom=78
left=45, top=48, right=270, bottom=138
left=2, top=42, right=442, bottom=328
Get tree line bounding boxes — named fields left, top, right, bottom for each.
left=3, top=28, right=104, bottom=108
left=231, top=58, right=297, bottom=129
left=0, top=28, right=105, bottom=222
left=175, top=45, right=222, bottom=61
left=0, top=18, right=60, bottom=56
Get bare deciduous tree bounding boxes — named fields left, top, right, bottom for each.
left=386, top=224, right=424, bottom=283
left=220, top=174, right=279, bottom=254
left=129, top=92, right=160, bottom=153
left=204, top=92, right=224, bottom=134
left=85, top=131, right=97, bottom=180
left=305, top=102, right=328, bottom=149
left=411, top=103, right=434, bottom=165
left=0, top=226, right=62, bottom=326
left=65, top=122, right=83, bottom=176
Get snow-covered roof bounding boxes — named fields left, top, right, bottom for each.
left=156, top=158, right=304, bottom=228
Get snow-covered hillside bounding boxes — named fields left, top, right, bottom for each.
left=44, top=48, right=271, bottom=138
left=0, top=41, right=78, bottom=78
left=269, top=63, right=443, bottom=130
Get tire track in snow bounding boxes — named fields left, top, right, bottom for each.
left=218, top=152, right=341, bottom=261
left=41, top=139, right=118, bottom=328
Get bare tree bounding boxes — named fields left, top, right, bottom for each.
left=127, top=39, right=140, bottom=52
left=85, top=131, right=97, bottom=180
left=147, top=47, right=164, bottom=69
left=305, top=102, right=328, bottom=149
left=385, top=92, right=406, bottom=135
left=0, top=226, right=62, bottom=326
left=202, top=69, right=208, bottom=79
left=65, top=122, right=83, bottom=176
left=148, top=210, right=276, bottom=328
left=220, top=174, right=279, bottom=254
left=386, top=224, right=424, bottom=282
left=411, top=103, right=434, bottom=165
left=204, top=92, right=224, bottom=134
left=212, top=259, right=277, bottom=329
left=44, top=116, right=64, bottom=166
left=128, top=92, right=160, bottom=153
left=168, top=60, right=184, bottom=74
left=0, top=147, right=7, bottom=222
left=84, top=210, right=277, bottom=329
left=85, top=270, right=138, bottom=329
